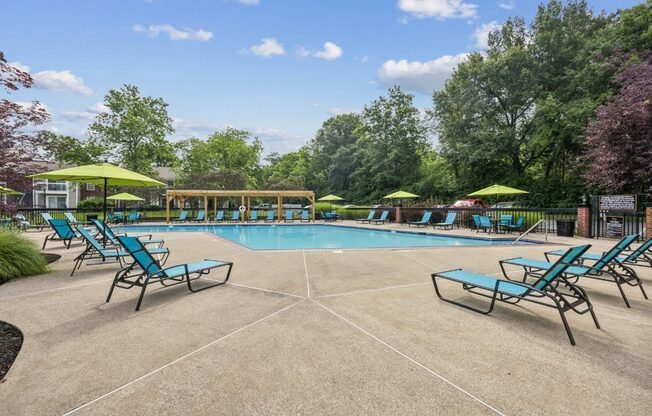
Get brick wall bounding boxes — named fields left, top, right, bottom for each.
left=576, top=205, right=592, bottom=238
left=646, top=205, right=652, bottom=238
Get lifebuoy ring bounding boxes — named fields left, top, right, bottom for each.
left=239, top=205, right=246, bottom=213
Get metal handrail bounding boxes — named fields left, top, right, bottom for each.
left=512, top=219, right=547, bottom=245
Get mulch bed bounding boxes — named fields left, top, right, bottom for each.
left=0, top=321, right=23, bottom=382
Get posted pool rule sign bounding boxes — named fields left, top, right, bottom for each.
left=599, top=195, right=637, bottom=212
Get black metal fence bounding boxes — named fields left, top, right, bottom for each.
left=11, top=207, right=183, bottom=226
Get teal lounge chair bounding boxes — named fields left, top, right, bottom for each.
left=107, top=235, right=233, bottom=310
left=72, top=227, right=169, bottom=277
left=39, top=212, right=53, bottom=231
left=432, top=244, right=598, bottom=345
left=371, top=210, right=389, bottom=224
left=114, top=212, right=124, bottom=223
left=42, top=219, right=78, bottom=249
left=126, top=212, right=140, bottom=224
left=172, top=210, right=188, bottom=222
left=501, top=234, right=647, bottom=308
left=356, top=210, right=376, bottom=224
left=229, top=211, right=240, bottom=222
left=265, top=211, right=275, bottom=222
left=284, top=210, right=294, bottom=222
left=321, top=211, right=336, bottom=221
left=213, top=210, right=225, bottom=222
left=408, top=211, right=432, bottom=228
left=545, top=236, right=652, bottom=270
left=190, top=210, right=206, bottom=222
left=247, top=210, right=259, bottom=222
left=300, top=210, right=311, bottom=222
left=64, top=212, right=89, bottom=226
left=473, top=215, right=493, bottom=233
left=433, top=212, right=456, bottom=230
left=91, top=219, right=164, bottom=248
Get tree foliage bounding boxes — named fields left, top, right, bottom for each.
left=583, top=55, right=652, bottom=193
left=0, top=51, right=49, bottom=191
left=89, top=84, right=176, bottom=176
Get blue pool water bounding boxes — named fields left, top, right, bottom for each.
left=120, top=224, right=533, bottom=250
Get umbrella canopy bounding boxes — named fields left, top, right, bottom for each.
left=30, top=163, right=163, bottom=246
left=383, top=190, right=419, bottom=199
left=318, top=194, right=345, bottom=201
left=0, top=186, right=22, bottom=195
left=107, top=192, right=145, bottom=202
left=467, top=184, right=529, bottom=197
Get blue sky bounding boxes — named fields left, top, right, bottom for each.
left=2, top=0, right=641, bottom=155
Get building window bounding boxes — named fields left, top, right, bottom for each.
left=87, top=183, right=95, bottom=191
left=47, top=195, right=67, bottom=209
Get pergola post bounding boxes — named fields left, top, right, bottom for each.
left=213, top=196, right=217, bottom=219
left=277, top=195, right=282, bottom=223
left=241, top=196, right=245, bottom=222
left=204, top=195, right=208, bottom=223
left=166, top=194, right=172, bottom=223
left=309, top=193, right=315, bottom=222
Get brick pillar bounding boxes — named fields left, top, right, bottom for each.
left=576, top=203, right=592, bottom=238
left=646, top=204, right=652, bottom=237
left=395, top=206, right=401, bottom=224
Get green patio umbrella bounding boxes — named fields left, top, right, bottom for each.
left=317, top=194, right=344, bottom=210
left=468, top=184, right=528, bottom=204
left=30, top=163, right=163, bottom=246
left=383, top=190, right=419, bottom=203
left=0, top=186, right=22, bottom=195
left=107, top=192, right=145, bottom=202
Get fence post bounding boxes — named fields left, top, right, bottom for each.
left=576, top=202, right=592, bottom=238
left=646, top=203, right=652, bottom=238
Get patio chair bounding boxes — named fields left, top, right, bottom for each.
left=284, top=210, right=294, bottom=222
left=64, top=212, right=89, bottom=226
left=300, top=210, right=311, bottom=222
left=356, top=210, right=376, bottom=224
left=212, top=210, right=225, bottom=222
left=247, top=210, right=259, bottom=222
left=172, top=210, right=188, bottom=223
left=408, top=211, right=432, bottom=228
left=229, top=211, right=240, bottom=222
left=91, top=219, right=164, bottom=248
left=126, top=212, right=139, bottom=224
left=107, top=212, right=115, bottom=223
left=264, top=211, right=275, bottom=222
left=501, top=234, right=646, bottom=308
left=107, top=235, right=233, bottom=311
left=113, top=212, right=125, bottom=224
left=190, top=210, right=206, bottom=222
left=13, top=214, right=31, bottom=230
left=432, top=244, right=598, bottom=345
left=473, top=215, right=493, bottom=233
left=71, top=227, right=169, bottom=277
left=433, top=212, right=456, bottom=230
left=42, top=219, right=78, bottom=249
left=545, top=236, right=652, bottom=269
left=371, top=210, right=389, bottom=224
left=505, top=216, right=525, bottom=233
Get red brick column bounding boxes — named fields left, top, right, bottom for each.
left=646, top=204, right=652, bottom=238
left=576, top=204, right=592, bottom=238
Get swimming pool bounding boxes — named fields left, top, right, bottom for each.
left=120, top=224, right=534, bottom=250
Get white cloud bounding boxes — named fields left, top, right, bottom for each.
left=327, top=107, right=361, bottom=116
left=132, top=24, right=213, bottom=41
left=473, top=21, right=500, bottom=49
left=87, top=102, right=109, bottom=114
left=15, top=101, right=49, bottom=112
left=354, top=55, right=369, bottom=63
left=32, top=70, right=93, bottom=96
left=397, top=0, right=478, bottom=20
left=297, top=41, right=343, bottom=61
left=377, top=53, right=468, bottom=94
left=235, top=0, right=259, bottom=4
left=498, top=0, right=515, bottom=10
left=249, top=38, right=285, bottom=57
left=8, top=61, right=30, bottom=72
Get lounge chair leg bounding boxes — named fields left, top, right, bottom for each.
left=431, top=274, right=497, bottom=315
left=135, top=277, right=151, bottom=311
left=553, top=299, right=576, bottom=345
left=614, top=277, right=632, bottom=308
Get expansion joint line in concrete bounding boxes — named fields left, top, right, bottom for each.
left=303, top=251, right=311, bottom=299
left=310, top=299, right=507, bottom=416
left=61, top=298, right=307, bottom=415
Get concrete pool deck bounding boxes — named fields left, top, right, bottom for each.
left=0, top=222, right=650, bottom=415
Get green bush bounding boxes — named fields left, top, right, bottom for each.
left=78, top=197, right=104, bottom=209
left=0, top=230, right=49, bottom=283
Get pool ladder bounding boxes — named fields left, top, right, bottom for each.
left=512, top=219, right=547, bottom=245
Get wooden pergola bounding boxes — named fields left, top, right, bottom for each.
left=165, top=189, right=316, bottom=223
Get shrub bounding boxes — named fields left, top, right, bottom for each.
left=78, top=197, right=104, bottom=209
left=0, top=230, right=49, bottom=283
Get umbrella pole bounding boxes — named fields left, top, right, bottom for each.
left=103, top=178, right=107, bottom=248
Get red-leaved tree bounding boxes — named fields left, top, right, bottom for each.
left=0, top=51, right=50, bottom=195
left=583, top=55, right=652, bottom=194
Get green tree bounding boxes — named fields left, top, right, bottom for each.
left=175, top=128, right=263, bottom=189
left=89, top=84, right=176, bottom=176
left=262, top=148, right=310, bottom=190
left=353, top=86, right=428, bottom=201
left=41, top=131, right=107, bottom=166
left=308, top=113, right=362, bottom=197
